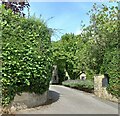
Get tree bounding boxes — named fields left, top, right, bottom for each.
left=84, top=3, right=120, bottom=97
left=2, top=0, right=30, bottom=17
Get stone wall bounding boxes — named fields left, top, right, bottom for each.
left=12, top=91, right=48, bottom=110
left=94, top=75, right=118, bottom=103
left=0, top=91, right=48, bottom=113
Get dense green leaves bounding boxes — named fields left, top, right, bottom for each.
left=62, top=80, right=94, bottom=93
left=52, top=33, right=79, bottom=82
left=1, top=6, right=53, bottom=106
left=101, top=48, right=120, bottom=97
left=88, top=3, right=120, bottom=97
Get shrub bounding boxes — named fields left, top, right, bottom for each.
left=1, top=6, right=53, bottom=106
left=62, top=79, right=94, bottom=93
left=101, top=48, right=120, bottom=98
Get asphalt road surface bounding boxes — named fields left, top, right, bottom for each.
left=16, top=85, right=118, bottom=114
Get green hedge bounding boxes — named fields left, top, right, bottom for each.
left=1, top=6, right=53, bottom=106
left=62, top=79, right=94, bottom=93
left=101, top=48, right=120, bottom=98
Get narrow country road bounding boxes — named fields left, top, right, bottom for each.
left=17, top=85, right=118, bottom=114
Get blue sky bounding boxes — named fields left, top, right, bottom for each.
left=24, top=2, right=117, bottom=41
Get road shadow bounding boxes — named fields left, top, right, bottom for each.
left=44, top=90, right=60, bottom=105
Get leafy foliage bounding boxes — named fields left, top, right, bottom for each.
left=1, top=6, right=53, bottom=106
left=101, top=48, right=120, bottom=97
left=52, top=33, right=79, bottom=82
left=62, top=80, right=94, bottom=93
left=88, top=3, right=120, bottom=97
left=52, top=33, right=95, bottom=81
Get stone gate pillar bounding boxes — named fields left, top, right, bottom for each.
left=94, top=75, right=118, bottom=102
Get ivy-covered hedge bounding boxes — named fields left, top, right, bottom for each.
left=1, top=6, right=53, bottom=106
left=101, top=48, right=120, bottom=98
